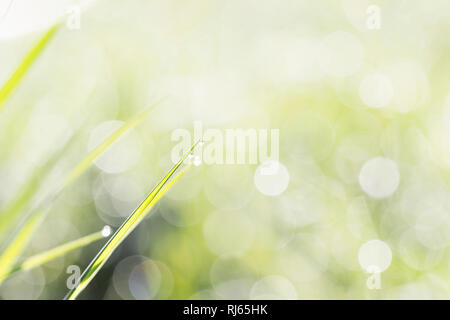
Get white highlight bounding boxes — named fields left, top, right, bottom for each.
left=358, top=239, right=392, bottom=272
left=359, top=157, right=399, bottom=199
left=359, top=74, right=394, bottom=108
left=101, top=225, right=112, bottom=237
left=254, top=161, right=290, bottom=196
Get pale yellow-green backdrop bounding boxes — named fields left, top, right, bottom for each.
left=0, top=0, right=450, bottom=299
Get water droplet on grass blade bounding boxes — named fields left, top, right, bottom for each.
left=101, top=225, right=112, bottom=237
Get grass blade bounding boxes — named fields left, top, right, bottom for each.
left=64, top=142, right=202, bottom=300
left=0, top=210, right=43, bottom=279
left=0, top=24, right=59, bottom=111
left=0, top=226, right=112, bottom=282
left=63, top=102, right=162, bottom=188
left=0, top=103, right=161, bottom=283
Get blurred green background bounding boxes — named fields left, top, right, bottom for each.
left=1, top=0, right=450, bottom=299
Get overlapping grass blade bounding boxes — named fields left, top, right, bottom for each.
left=0, top=24, right=59, bottom=111
left=64, top=142, right=202, bottom=300
left=0, top=226, right=112, bottom=282
left=0, top=103, right=161, bottom=283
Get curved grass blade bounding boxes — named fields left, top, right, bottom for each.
left=0, top=226, right=112, bottom=282
left=64, top=142, right=202, bottom=300
left=0, top=103, right=161, bottom=284
left=0, top=24, right=59, bottom=111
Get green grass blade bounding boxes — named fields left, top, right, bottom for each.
left=0, top=24, right=59, bottom=111
left=63, top=101, right=163, bottom=188
left=64, top=142, right=202, bottom=300
left=0, top=104, right=161, bottom=283
left=0, top=226, right=112, bottom=282
left=0, top=210, right=44, bottom=279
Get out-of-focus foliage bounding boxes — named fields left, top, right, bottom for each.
left=0, top=0, right=450, bottom=300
